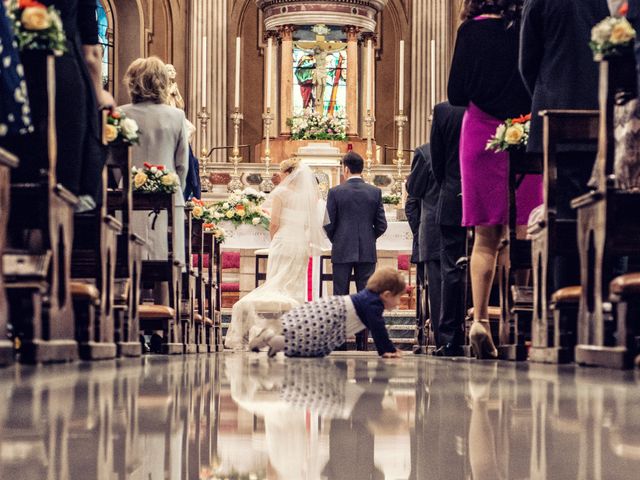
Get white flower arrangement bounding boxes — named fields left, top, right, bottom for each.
left=486, top=114, right=531, bottom=152
left=287, top=108, right=347, bottom=141
left=210, top=189, right=270, bottom=230
left=7, top=0, right=67, bottom=56
left=132, top=163, right=179, bottom=194
left=105, top=109, right=140, bottom=144
left=590, top=16, right=636, bottom=58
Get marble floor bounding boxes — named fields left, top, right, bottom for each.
left=1, top=354, right=640, bottom=480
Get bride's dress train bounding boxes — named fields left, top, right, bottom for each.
left=224, top=164, right=325, bottom=350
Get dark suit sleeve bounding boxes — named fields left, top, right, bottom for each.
left=447, top=25, right=470, bottom=108
left=78, top=0, right=100, bottom=45
left=519, top=0, right=545, bottom=96
left=430, top=108, right=446, bottom=186
left=404, top=196, right=421, bottom=235
left=373, top=189, right=387, bottom=239
left=406, top=148, right=428, bottom=198
left=324, top=188, right=337, bottom=242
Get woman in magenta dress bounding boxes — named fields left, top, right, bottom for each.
left=448, top=0, right=541, bottom=358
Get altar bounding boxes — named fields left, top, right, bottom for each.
left=220, top=221, right=413, bottom=299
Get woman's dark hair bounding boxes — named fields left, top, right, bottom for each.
left=460, top=0, right=523, bottom=27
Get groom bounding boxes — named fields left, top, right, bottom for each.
left=324, top=152, right=387, bottom=350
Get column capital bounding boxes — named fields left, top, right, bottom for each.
left=359, top=31, right=378, bottom=46
left=263, top=29, right=280, bottom=43
left=277, top=25, right=297, bottom=41
left=343, top=25, right=361, bottom=41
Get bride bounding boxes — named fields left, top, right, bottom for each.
left=224, top=158, right=326, bottom=350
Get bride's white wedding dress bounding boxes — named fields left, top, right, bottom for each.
left=224, top=164, right=326, bottom=350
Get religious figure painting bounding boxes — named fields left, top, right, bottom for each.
left=293, top=46, right=347, bottom=116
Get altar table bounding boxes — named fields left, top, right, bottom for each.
left=219, top=222, right=413, bottom=298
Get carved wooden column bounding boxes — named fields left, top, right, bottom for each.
left=278, top=25, right=296, bottom=136
left=344, top=26, right=361, bottom=136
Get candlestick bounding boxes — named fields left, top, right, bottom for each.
left=266, top=36, right=273, bottom=111
left=227, top=108, right=244, bottom=192
left=197, top=107, right=211, bottom=191
left=392, top=113, right=408, bottom=196
left=398, top=40, right=405, bottom=112
left=364, top=110, right=375, bottom=183
left=260, top=108, right=274, bottom=192
left=366, top=39, right=372, bottom=112
left=202, top=38, right=207, bottom=108
left=234, top=37, right=241, bottom=109
left=430, top=39, right=436, bottom=108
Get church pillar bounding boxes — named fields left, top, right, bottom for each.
left=344, top=26, right=360, bottom=137
left=278, top=25, right=296, bottom=136
left=410, top=0, right=455, bottom=148
left=188, top=0, right=227, bottom=163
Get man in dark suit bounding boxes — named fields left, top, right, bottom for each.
left=520, top=0, right=609, bottom=291
left=406, top=145, right=443, bottom=351
left=405, top=192, right=426, bottom=347
left=324, top=152, right=387, bottom=350
left=431, top=102, right=467, bottom=356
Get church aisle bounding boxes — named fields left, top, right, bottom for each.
left=0, top=353, right=639, bottom=479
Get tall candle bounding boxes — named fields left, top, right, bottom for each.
left=202, top=37, right=207, bottom=107
left=366, top=38, right=372, bottom=112
left=430, top=39, right=436, bottom=108
left=234, top=37, right=241, bottom=109
left=266, top=36, right=273, bottom=111
left=398, top=40, right=405, bottom=112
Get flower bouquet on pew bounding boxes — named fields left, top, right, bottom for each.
left=202, top=222, right=226, bottom=243
left=104, top=109, right=140, bottom=145
left=590, top=16, right=636, bottom=58
left=7, top=0, right=67, bottom=55
left=132, top=163, right=180, bottom=194
left=486, top=114, right=531, bottom=153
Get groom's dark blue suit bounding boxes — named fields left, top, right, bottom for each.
left=324, top=177, right=387, bottom=294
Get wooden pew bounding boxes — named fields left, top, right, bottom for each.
left=71, top=132, right=122, bottom=359
left=573, top=55, right=640, bottom=369
left=134, top=192, right=183, bottom=354
left=496, top=151, right=543, bottom=360
left=203, top=231, right=223, bottom=351
left=106, top=143, right=146, bottom=357
left=0, top=147, right=19, bottom=366
left=528, top=110, right=599, bottom=364
left=181, top=206, right=197, bottom=353
left=1, top=51, right=78, bottom=363
left=191, top=219, right=209, bottom=353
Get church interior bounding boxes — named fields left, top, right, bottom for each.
left=2, top=0, right=640, bottom=478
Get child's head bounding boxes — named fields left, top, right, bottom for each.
left=366, top=268, right=406, bottom=310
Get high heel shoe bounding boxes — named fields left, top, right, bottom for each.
left=469, top=320, right=498, bottom=359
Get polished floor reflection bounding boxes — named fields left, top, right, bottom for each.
left=1, top=354, right=640, bottom=479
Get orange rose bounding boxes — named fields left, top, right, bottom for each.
left=21, top=5, right=51, bottom=31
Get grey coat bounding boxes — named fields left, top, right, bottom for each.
left=324, top=178, right=387, bottom=264
left=120, top=102, right=189, bottom=265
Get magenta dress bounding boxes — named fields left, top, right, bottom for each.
left=460, top=103, right=542, bottom=226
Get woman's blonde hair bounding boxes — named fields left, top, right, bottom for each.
left=366, top=268, right=407, bottom=296
left=279, top=158, right=301, bottom=174
left=124, top=56, right=170, bottom=104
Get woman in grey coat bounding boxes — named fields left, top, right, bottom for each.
left=120, top=57, right=189, bottom=268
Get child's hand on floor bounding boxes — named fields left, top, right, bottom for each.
left=382, top=350, right=403, bottom=359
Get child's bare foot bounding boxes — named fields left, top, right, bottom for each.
left=382, top=350, right=403, bottom=359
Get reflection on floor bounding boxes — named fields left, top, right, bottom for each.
left=1, top=354, right=640, bottom=479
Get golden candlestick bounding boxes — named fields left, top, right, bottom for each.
left=392, top=112, right=408, bottom=196
left=227, top=109, right=244, bottom=192
left=260, top=108, right=275, bottom=192
left=197, top=107, right=211, bottom=191
left=364, top=110, right=375, bottom=183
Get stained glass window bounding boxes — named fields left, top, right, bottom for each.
left=292, top=47, right=347, bottom=116
left=96, top=1, right=114, bottom=93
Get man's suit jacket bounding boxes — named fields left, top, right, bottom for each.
left=520, top=0, right=609, bottom=153
left=324, top=178, right=387, bottom=264
left=406, top=144, right=440, bottom=262
left=430, top=102, right=465, bottom=227
left=404, top=196, right=421, bottom=264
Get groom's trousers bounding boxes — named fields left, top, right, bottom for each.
left=333, top=262, right=376, bottom=351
